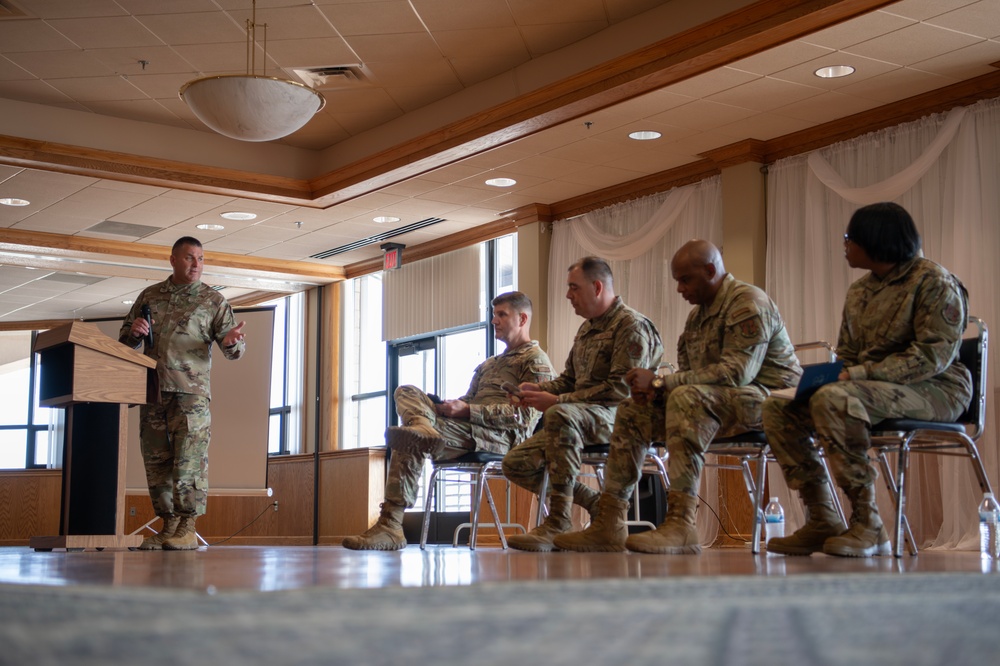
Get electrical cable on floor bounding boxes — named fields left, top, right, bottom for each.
left=207, top=501, right=277, bottom=546
left=696, top=492, right=749, bottom=544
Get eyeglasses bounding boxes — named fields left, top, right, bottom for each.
left=843, top=233, right=852, bottom=243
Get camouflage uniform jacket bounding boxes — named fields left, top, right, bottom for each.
left=460, top=341, right=554, bottom=449
left=538, top=296, right=664, bottom=406
left=662, top=274, right=801, bottom=392
left=119, top=277, right=245, bottom=399
left=838, top=256, right=971, bottom=394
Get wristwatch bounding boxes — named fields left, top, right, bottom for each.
left=651, top=375, right=666, bottom=390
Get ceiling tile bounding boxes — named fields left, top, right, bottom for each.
left=773, top=91, right=884, bottom=124
left=318, top=1, right=424, bottom=35
left=0, top=79, right=74, bottom=105
left=707, top=77, right=825, bottom=113
left=844, top=22, right=982, bottom=66
left=881, top=0, right=985, bottom=22
left=729, top=42, right=835, bottom=76
left=519, top=21, right=608, bottom=57
left=0, top=20, right=79, bottom=52
left=802, top=10, right=915, bottom=50
left=837, top=67, right=954, bottom=103
left=925, top=1, right=1000, bottom=38
left=46, top=75, right=147, bottom=102
left=5, top=50, right=114, bottom=79
left=909, top=40, right=1000, bottom=78
left=227, top=5, right=340, bottom=40
left=47, top=16, right=162, bottom=49
left=136, top=12, right=247, bottom=46
left=346, top=33, right=443, bottom=62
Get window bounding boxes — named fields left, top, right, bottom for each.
left=339, top=235, right=516, bottom=513
left=267, top=293, right=304, bottom=455
left=0, top=331, right=60, bottom=469
left=341, top=272, right=387, bottom=449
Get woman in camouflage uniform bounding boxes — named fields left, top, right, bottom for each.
left=763, top=202, right=971, bottom=557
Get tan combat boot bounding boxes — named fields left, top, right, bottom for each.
left=823, top=483, right=891, bottom=557
left=767, top=483, right=847, bottom=556
left=507, top=492, right=573, bottom=552
left=385, top=416, right=446, bottom=456
left=162, top=516, right=199, bottom=551
left=574, top=482, right=601, bottom=521
left=626, top=491, right=701, bottom=554
left=342, top=501, right=407, bottom=551
left=139, top=515, right=179, bottom=551
left=553, top=494, right=629, bottom=552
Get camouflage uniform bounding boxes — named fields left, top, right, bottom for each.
left=119, top=277, right=245, bottom=518
left=502, top=297, right=664, bottom=498
left=603, top=274, right=802, bottom=500
left=763, top=257, right=971, bottom=493
left=385, top=341, right=553, bottom=508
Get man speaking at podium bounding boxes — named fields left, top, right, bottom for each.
left=120, top=237, right=246, bottom=550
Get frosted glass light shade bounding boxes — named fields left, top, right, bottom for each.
left=180, top=74, right=325, bottom=142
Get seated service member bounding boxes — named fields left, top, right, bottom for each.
left=763, top=202, right=972, bottom=558
left=555, top=240, right=801, bottom=554
left=502, top=256, right=664, bottom=552
left=343, top=291, right=553, bottom=551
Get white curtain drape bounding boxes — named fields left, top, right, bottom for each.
left=766, top=96, right=1000, bottom=550
left=548, top=176, right=724, bottom=543
left=382, top=244, right=482, bottom=341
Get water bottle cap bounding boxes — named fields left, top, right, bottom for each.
left=770, top=497, right=779, bottom=502
left=987, top=492, right=995, bottom=499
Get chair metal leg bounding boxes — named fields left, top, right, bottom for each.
left=481, top=475, right=509, bottom=550
left=894, top=438, right=912, bottom=558
left=420, top=467, right=442, bottom=550
left=819, top=454, right=847, bottom=525
left=536, top=469, right=550, bottom=527
left=467, top=468, right=486, bottom=550
left=876, top=451, right=917, bottom=556
left=740, top=452, right=767, bottom=554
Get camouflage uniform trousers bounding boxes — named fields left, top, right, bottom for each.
left=603, top=385, right=767, bottom=499
left=501, top=402, right=616, bottom=498
left=387, top=385, right=477, bottom=508
left=139, top=392, right=211, bottom=518
left=763, top=379, right=968, bottom=491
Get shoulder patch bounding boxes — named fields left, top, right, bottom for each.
left=628, top=341, right=643, bottom=359
left=942, top=303, right=962, bottom=327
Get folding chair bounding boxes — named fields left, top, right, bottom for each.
left=870, top=316, right=994, bottom=557
left=418, top=451, right=526, bottom=550
left=705, top=341, right=846, bottom=554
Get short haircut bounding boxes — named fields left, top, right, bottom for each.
left=846, top=202, right=921, bottom=264
left=172, top=236, right=203, bottom=254
left=492, top=290, right=532, bottom=316
left=569, top=256, right=613, bottom=287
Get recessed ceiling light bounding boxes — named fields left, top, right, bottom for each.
left=197, top=223, right=225, bottom=231
left=485, top=178, right=516, bottom=187
left=373, top=216, right=400, bottom=224
left=220, top=211, right=256, bottom=220
left=0, top=197, right=30, bottom=206
left=628, top=130, right=662, bottom=141
left=814, top=65, right=855, bottom=79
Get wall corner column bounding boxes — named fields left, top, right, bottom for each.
left=720, top=161, right=767, bottom=288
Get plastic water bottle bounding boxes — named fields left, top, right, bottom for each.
left=979, top=492, right=1000, bottom=559
left=764, top=496, right=785, bottom=546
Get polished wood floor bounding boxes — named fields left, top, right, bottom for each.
left=1, top=544, right=995, bottom=593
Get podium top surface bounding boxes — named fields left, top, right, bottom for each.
left=33, top=321, right=157, bottom=370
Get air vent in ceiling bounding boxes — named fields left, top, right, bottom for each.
left=310, top=217, right=446, bottom=260
left=289, top=65, right=367, bottom=90
left=86, top=220, right=162, bottom=239
left=40, top=273, right=106, bottom=286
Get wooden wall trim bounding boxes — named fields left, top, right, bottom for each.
left=0, top=228, right=346, bottom=282
left=0, top=134, right=314, bottom=205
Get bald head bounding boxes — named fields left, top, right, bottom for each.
left=671, top=240, right=727, bottom=306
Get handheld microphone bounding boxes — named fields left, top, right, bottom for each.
left=140, top=304, right=154, bottom=347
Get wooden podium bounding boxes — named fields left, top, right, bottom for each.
left=30, top=322, right=157, bottom=551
